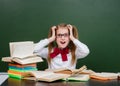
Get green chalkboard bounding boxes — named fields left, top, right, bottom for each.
left=0, top=0, right=120, bottom=72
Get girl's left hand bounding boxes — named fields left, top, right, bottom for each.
left=67, top=24, right=75, bottom=41
left=48, top=26, right=56, bottom=43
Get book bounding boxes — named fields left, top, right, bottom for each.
left=80, top=68, right=119, bottom=81
left=23, top=71, right=70, bottom=82
left=54, top=65, right=90, bottom=82
left=8, top=70, right=25, bottom=79
left=7, top=63, right=38, bottom=79
left=8, top=63, right=37, bottom=72
left=22, top=66, right=89, bottom=82
left=8, top=63, right=37, bottom=68
left=46, top=65, right=87, bottom=75
left=90, top=72, right=119, bottom=80
left=2, top=56, right=43, bottom=65
left=0, top=73, right=8, bottom=85
left=9, top=65, right=37, bottom=71
left=64, top=74, right=90, bottom=81
left=2, top=41, right=43, bottom=64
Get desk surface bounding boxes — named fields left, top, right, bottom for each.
left=1, top=78, right=120, bottom=86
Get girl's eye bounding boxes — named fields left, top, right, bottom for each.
left=57, top=33, right=69, bottom=38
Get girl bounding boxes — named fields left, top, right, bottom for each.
left=34, top=23, right=90, bottom=69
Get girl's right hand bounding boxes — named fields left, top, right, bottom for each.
left=48, top=26, right=56, bottom=43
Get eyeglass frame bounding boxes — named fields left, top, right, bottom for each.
left=56, top=33, right=70, bottom=38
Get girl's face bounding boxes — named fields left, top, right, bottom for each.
left=56, top=27, right=70, bottom=49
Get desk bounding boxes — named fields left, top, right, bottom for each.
left=1, top=78, right=120, bottom=86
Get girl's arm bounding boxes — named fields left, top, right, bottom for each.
left=67, top=24, right=90, bottom=59
left=34, top=39, right=49, bottom=58
left=73, top=39, right=90, bottom=59
left=34, top=26, right=56, bottom=58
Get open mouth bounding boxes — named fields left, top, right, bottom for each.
left=60, top=41, right=66, bottom=44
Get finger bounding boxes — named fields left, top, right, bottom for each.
left=67, top=24, right=71, bottom=28
left=67, top=24, right=73, bottom=29
left=52, top=26, right=56, bottom=36
left=52, top=26, right=56, bottom=30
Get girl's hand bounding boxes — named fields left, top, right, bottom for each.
left=67, top=24, right=75, bottom=41
left=48, top=26, right=56, bottom=42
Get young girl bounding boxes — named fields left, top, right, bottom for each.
left=34, top=23, right=90, bottom=69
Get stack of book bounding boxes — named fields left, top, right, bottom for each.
left=2, top=41, right=43, bottom=79
left=8, top=63, right=38, bottom=79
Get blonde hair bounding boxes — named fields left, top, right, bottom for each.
left=47, top=23, right=79, bottom=65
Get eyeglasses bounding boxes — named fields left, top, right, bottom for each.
left=56, top=33, right=69, bottom=38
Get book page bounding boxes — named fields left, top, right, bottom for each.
left=2, top=57, right=13, bottom=62
left=46, top=68, right=73, bottom=74
left=11, top=41, right=34, bottom=58
left=10, top=41, right=33, bottom=56
left=67, top=74, right=90, bottom=81
left=25, top=71, right=57, bottom=78
left=38, top=73, right=70, bottom=82
left=45, top=67, right=67, bottom=72
left=46, top=65, right=87, bottom=75
left=81, top=69, right=95, bottom=75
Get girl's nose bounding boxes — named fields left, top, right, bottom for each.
left=61, top=35, right=65, bottom=39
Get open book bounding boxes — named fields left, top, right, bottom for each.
left=23, top=66, right=89, bottom=82
left=23, top=71, right=70, bottom=82
left=90, top=72, right=119, bottom=80
left=2, top=41, right=43, bottom=64
left=80, top=68, right=119, bottom=81
left=46, top=65, right=87, bottom=75
left=2, top=56, right=43, bottom=65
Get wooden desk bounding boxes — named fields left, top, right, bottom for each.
left=1, top=78, right=120, bottom=86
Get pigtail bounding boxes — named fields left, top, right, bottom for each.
left=69, top=25, right=79, bottom=65
left=47, top=27, right=54, bottom=65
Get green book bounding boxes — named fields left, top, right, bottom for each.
left=64, top=74, right=90, bottom=82
left=8, top=74, right=22, bottom=79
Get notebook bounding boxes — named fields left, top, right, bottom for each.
left=0, top=73, right=8, bottom=85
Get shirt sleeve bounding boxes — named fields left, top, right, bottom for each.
left=34, top=38, right=49, bottom=59
left=73, top=39, right=90, bottom=59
